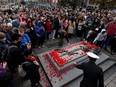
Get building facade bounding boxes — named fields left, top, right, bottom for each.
left=0, top=0, right=57, bottom=3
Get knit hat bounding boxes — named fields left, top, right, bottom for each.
left=23, top=49, right=32, bottom=57
left=95, top=28, right=99, bottom=31
left=101, top=29, right=106, bottom=32
left=7, top=23, right=12, bottom=27
left=0, top=32, right=5, bottom=41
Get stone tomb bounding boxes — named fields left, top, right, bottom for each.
left=38, top=41, right=101, bottom=87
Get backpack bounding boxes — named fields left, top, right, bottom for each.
left=18, top=61, right=30, bottom=77
left=0, top=44, right=9, bottom=62
left=1, top=45, right=17, bottom=62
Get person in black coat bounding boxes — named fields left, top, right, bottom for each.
left=23, top=49, right=41, bottom=87
left=74, top=52, right=104, bottom=87
left=7, top=34, right=26, bottom=73
left=110, top=34, right=116, bottom=55
left=0, top=32, right=8, bottom=62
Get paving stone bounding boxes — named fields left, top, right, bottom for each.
left=104, top=65, right=116, bottom=80
left=105, top=79, right=112, bottom=86
left=112, top=76, right=116, bottom=84
left=99, top=60, right=115, bottom=72
left=108, top=72, right=116, bottom=81
left=106, top=82, right=116, bottom=87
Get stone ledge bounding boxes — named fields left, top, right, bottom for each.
left=105, top=72, right=116, bottom=86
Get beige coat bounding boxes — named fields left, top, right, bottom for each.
left=67, top=21, right=74, bottom=34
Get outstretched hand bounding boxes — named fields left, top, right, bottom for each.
left=27, top=43, right=31, bottom=49
left=74, top=61, right=77, bottom=65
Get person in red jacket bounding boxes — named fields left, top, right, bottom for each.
left=45, top=18, right=52, bottom=40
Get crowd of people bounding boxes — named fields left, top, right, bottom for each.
left=0, top=4, right=116, bottom=87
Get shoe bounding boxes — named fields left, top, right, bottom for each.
left=111, top=52, right=114, bottom=55
left=38, top=46, right=41, bottom=48
left=35, top=83, right=42, bottom=87
left=42, top=45, right=45, bottom=47
left=52, top=38, right=55, bottom=40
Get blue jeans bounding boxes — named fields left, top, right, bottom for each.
left=51, top=30, right=56, bottom=39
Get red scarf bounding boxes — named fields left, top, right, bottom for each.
left=26, top=56, right=37, bottom=62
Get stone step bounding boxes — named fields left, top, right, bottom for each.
left=45, top=39, right=59, bottom=48
left=104, top=65, right=116, bottom=86
left=104, top=64, right=116, bottom=81
left=99, top=60, right=116, bottom=72
left=65, top=60, right=116, bottom=87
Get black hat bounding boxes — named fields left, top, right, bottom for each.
left=23, top=49, right=32, bottom=57
left=11, top=33, right=21, bottom=41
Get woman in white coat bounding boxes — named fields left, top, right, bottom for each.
left=93, top=29, right=107, bottom=47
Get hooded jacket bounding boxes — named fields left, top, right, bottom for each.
left=93, top=29, right=107, bottom=43
left=35, top=25, right=45, bottom=37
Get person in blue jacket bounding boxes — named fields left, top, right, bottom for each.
left=35, top=22, right=45, bottom=48
left=12, top=17, right=20, bottom=28
left=18, top=27, right=31, bottom=49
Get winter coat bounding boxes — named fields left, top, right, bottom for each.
left=12, top=21, right=20, bottom=28
left=20, top=34, right=31, bottom=47
left=67, top=21, right=74, bottom=34
left=45, top=21, right=51, bottom=33
left=76, top=61, right=104, bottom=87
left=67, top=25, right=74, bottom=34
left=7, top=43, right=25, bottom=73
left=93, top=29, right=106, bottom=43
left=35, top=26, right=45, bottom=37
left=23, top=57, right=40, bottom=84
